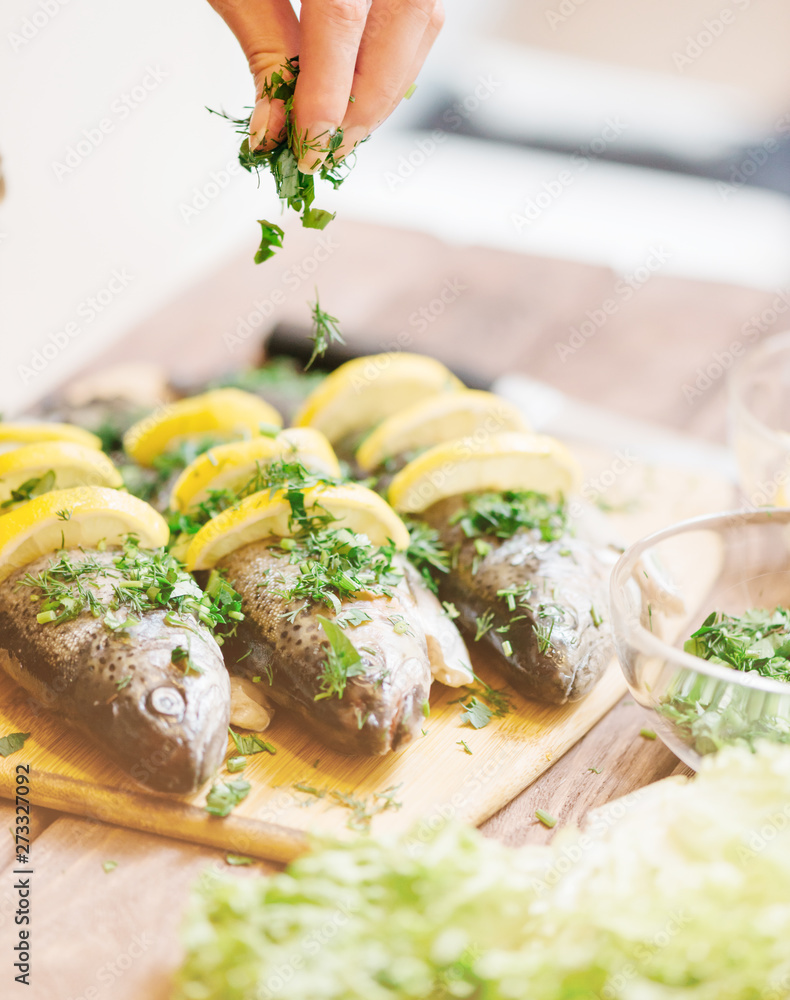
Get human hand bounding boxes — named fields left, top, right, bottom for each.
left=208, top=0, right=444, bottom=172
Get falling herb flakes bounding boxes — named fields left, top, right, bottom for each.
left=306, top=293, right=345, bottom=369
left=210, top=57, right=357, bottom=265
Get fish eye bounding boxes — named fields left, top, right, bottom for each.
left=149, top=686, right=185, bottom=720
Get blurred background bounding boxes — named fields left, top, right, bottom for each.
left=1, top=0, right=790, bottom=417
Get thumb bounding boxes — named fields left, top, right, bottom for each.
left=207, top=0, right=300, bottom=151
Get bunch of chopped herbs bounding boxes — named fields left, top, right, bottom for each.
left=17, top=536, right=243, bottom=640
left=210, top=57, right=356, bottom=265
left=404, top=519, right=449, bottom=593
left=684, top=607, right=790, bottom=682
left=450, top=490, right=568, bottom=543
left=658, top=607, right=790, bottom=754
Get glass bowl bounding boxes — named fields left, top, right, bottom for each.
left=610, top=507, right=790, bottom=769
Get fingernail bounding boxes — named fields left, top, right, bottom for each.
left=296, top=122, right=337, bottom=174
left=335, top=124, right=368, bottom=162
left=249, top=98, right=271, bottom=152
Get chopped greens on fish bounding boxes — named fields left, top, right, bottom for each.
left=0, top=538, right=236, bottom=792
left=417, top=491, right=614, bottom=704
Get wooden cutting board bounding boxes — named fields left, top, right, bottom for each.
left=0, top=449, right=733, bottom=863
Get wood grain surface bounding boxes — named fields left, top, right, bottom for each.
left=1, top=219, right=782, bottom=1000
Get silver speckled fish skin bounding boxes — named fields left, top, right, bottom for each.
left=421, top=497, right=614, bottom=704
left=0, top=550, right=230, bottom=794
left=219, top=540, right=432, bottom=755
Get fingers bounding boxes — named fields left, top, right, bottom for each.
left=335, top=0, right=444, bottom=160
left=208, top=0, right=300, bottom=151
left=292, top=0, right=370, bottom=172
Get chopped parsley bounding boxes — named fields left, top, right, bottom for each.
left=639, top=728, right=657, bottom=741
left=210, top=57, right=356, bottom=264
left=314, top=616, right=367, bottom=701
left=226, top=756, right=247, bottom=773
left=334, top=609, right=374, bottom=629
left=168, top=456, right=338, bottom=541
left=535, top=808, right=557, bottom=829
left=460, top=697, right=493, bottom=730
left=449, top=490, right=568, bottom=543
left=205, top=778, right=251, bottom=818
left=456, top=675, right=513, bottom=729
left=684, top=608, right=790, bottom=681
left=17, top=536, right=243, bottom=640
left=457, top=739, right=473, bottom=755
left=229, top=727, right=276, bottom=756
left=102, top=860, right=118, bottom=873
left=225, top=854, right=255, bottom=866
left=474, top=610, right=496, bottom=642
left=0, top=732, right=30, bottom=757
left=306, top=293, right=345, bottom=369
left=404, top=519, right=450, bottom=594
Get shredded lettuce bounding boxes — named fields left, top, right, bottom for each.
left=176, top=743, right=790, bottom=999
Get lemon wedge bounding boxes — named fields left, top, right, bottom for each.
left=0, top=421, right=102, bottom=453
left=169, top=429, right=341, bottom=513
left=123, top=388, right=283, bottom=467
left=356, top=390, right=531, bottom=472
left=387, top=432, right=582, bottom=514
left=292, top=353, right=463, bottom=445
left=0, top=487, right=169, bottom=582
left=186, top=483, right=409, bottom=570
left=0, top=442, right=122, bottom=505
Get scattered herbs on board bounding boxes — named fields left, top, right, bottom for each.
left=228, top=728, right=276, bottom=756
left=0, top=732, right=30, bottom=757
left=205, top=779, right=251, bottom=818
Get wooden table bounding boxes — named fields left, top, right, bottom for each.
left=1, top=219, right=782, bottom=999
